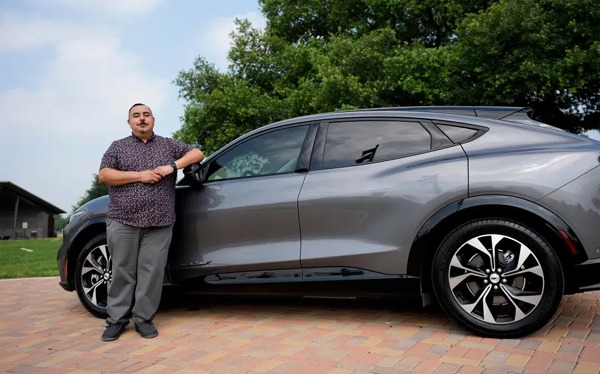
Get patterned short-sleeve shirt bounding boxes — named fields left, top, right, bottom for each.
left=100, top=133, right=194, bottom=228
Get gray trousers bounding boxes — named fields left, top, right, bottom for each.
left=106, top=219, right=173, bottom=325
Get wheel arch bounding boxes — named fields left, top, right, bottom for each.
left=66, top=218, right=107, bottom=288
left=408, top=195, right=588, bottom=297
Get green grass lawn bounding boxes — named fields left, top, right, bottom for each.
left=0, top=238, right=61, bottom=279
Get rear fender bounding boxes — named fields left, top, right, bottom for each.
left=408, top=195, right=587, bottom=297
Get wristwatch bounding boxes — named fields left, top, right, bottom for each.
left=170, top=161, right=178, bottom=173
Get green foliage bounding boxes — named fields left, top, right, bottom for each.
left=174, top=0, right=600, bottom=153
left=73, top=174, right=108, bottom=212
left=0, top=239, right=60, bottom=278
left=54, top=214, right=68, bottom=231
left=260, top=0, right=492, bottom=46
left=452, top=0, right=600, bottom=130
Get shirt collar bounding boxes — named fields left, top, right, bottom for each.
left=131, top=132, right=156, bottom=142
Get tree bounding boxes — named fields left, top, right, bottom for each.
left=174, top=0, right=600, bottom=153
left=450, top=0, right=600, bottom=132
left=73, top=174, right=108, bottom=212
left=54, top=214, right=69, bottom=231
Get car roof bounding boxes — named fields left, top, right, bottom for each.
left=209, top=106, right=574, bottom=159
left=249, top=106, right=530, bottom=135
left=342, top=106, right=531, bottom=120
left=192, top=105, right=595, bottom=181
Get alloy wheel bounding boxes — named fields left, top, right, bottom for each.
left=447, top=233, right=544, bottom=324
left=79, top=244, right=111, bottom=310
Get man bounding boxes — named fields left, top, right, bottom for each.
left=98, top=103, right=204, bottom=341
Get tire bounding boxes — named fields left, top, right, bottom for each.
left=74, top=234, right=110, bottom=318
left=431, top=219, right=564, bottom=338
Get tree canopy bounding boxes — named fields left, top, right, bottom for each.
left=174, top=0, right=600, bottom=154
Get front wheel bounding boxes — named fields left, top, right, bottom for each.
left=431, top=219, right=564, bottom=338
left=74, top=234, right=110, bottom=318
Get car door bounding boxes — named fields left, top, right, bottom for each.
left=169, top=124, right=314, bottom=284
left=298, top=117, right=469, bottom=279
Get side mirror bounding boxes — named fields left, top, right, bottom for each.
left=183, top=162, right=206, bottom=186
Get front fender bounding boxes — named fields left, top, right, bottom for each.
left=58, top=215, right=107, bottom=290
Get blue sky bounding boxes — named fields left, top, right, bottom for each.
left=1, top=0, right=598, bottom=214
left=0, top=0, right=265, bottom=213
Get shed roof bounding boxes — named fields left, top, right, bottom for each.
left=0, top=182, right=65, bottom=214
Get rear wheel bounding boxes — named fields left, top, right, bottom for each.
left=74, top=234, right=110, bottom=318
left=431, top=219, right=563, bottom=337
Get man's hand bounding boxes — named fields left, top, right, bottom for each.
left=139, top=170, right=163, bottom=183
left=154, top=165, right=175, bottom=178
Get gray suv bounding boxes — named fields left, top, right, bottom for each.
left=58, top=106, right=600, bottom=337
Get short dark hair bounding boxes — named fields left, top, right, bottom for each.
left=128, top=103, right=147, bottom=115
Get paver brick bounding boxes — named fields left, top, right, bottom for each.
left=548, top=359, right=577, bottom=373
left=0, top=278, right=599, bottom=373
left=504, top=353, right=530, bottom=367
left=572, top=362, right=600, bottom=374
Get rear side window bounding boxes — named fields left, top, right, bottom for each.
left=436, top=124, right=480, bottom=144
left=323, top=120, right=432, bottom=169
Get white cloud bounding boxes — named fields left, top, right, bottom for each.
left=1, top=28, right=168, bottom=137
left=0, top=1, right=266, bottom=212
left=0, top=13, right=110, bottom=51
left=0, top=0, right=164, bottom=52
left=0, top=13, right=169, bottom=212
left=41, top=0, right=163, bottom=17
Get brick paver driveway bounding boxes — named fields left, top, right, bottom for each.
left=0, top=277, right=599, bottom=373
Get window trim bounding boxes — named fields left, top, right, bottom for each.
left=203, top=122, right=317, bottom=183
left=311, top=117, right=439, bottom=171
left=432, top=120, right=489, bottom=144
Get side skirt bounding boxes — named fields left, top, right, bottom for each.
left=176, top=267, right=421, bottom=299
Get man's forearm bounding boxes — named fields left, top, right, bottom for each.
left=99, top=149, right=203, bottom=186
left=99, top=168, right=143, bottom=186
left=174, top=148, right=205, bottom=170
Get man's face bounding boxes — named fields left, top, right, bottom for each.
left=128, top=105, right=155, bottom=138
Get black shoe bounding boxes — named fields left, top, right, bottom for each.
left=135, top=321, right=158, bottom=339
left=101, top=321, right=128, bottom=342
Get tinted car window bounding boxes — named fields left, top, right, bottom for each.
left=322, top=120, right=432, bottom=169
left=435, top=124, right=480, bottom=144
left=206, top=125, right=309, bottom=181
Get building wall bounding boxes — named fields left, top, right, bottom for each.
left=0, top=204, right=52, bottom=239
left=0, top=183, right=63, bottom=239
